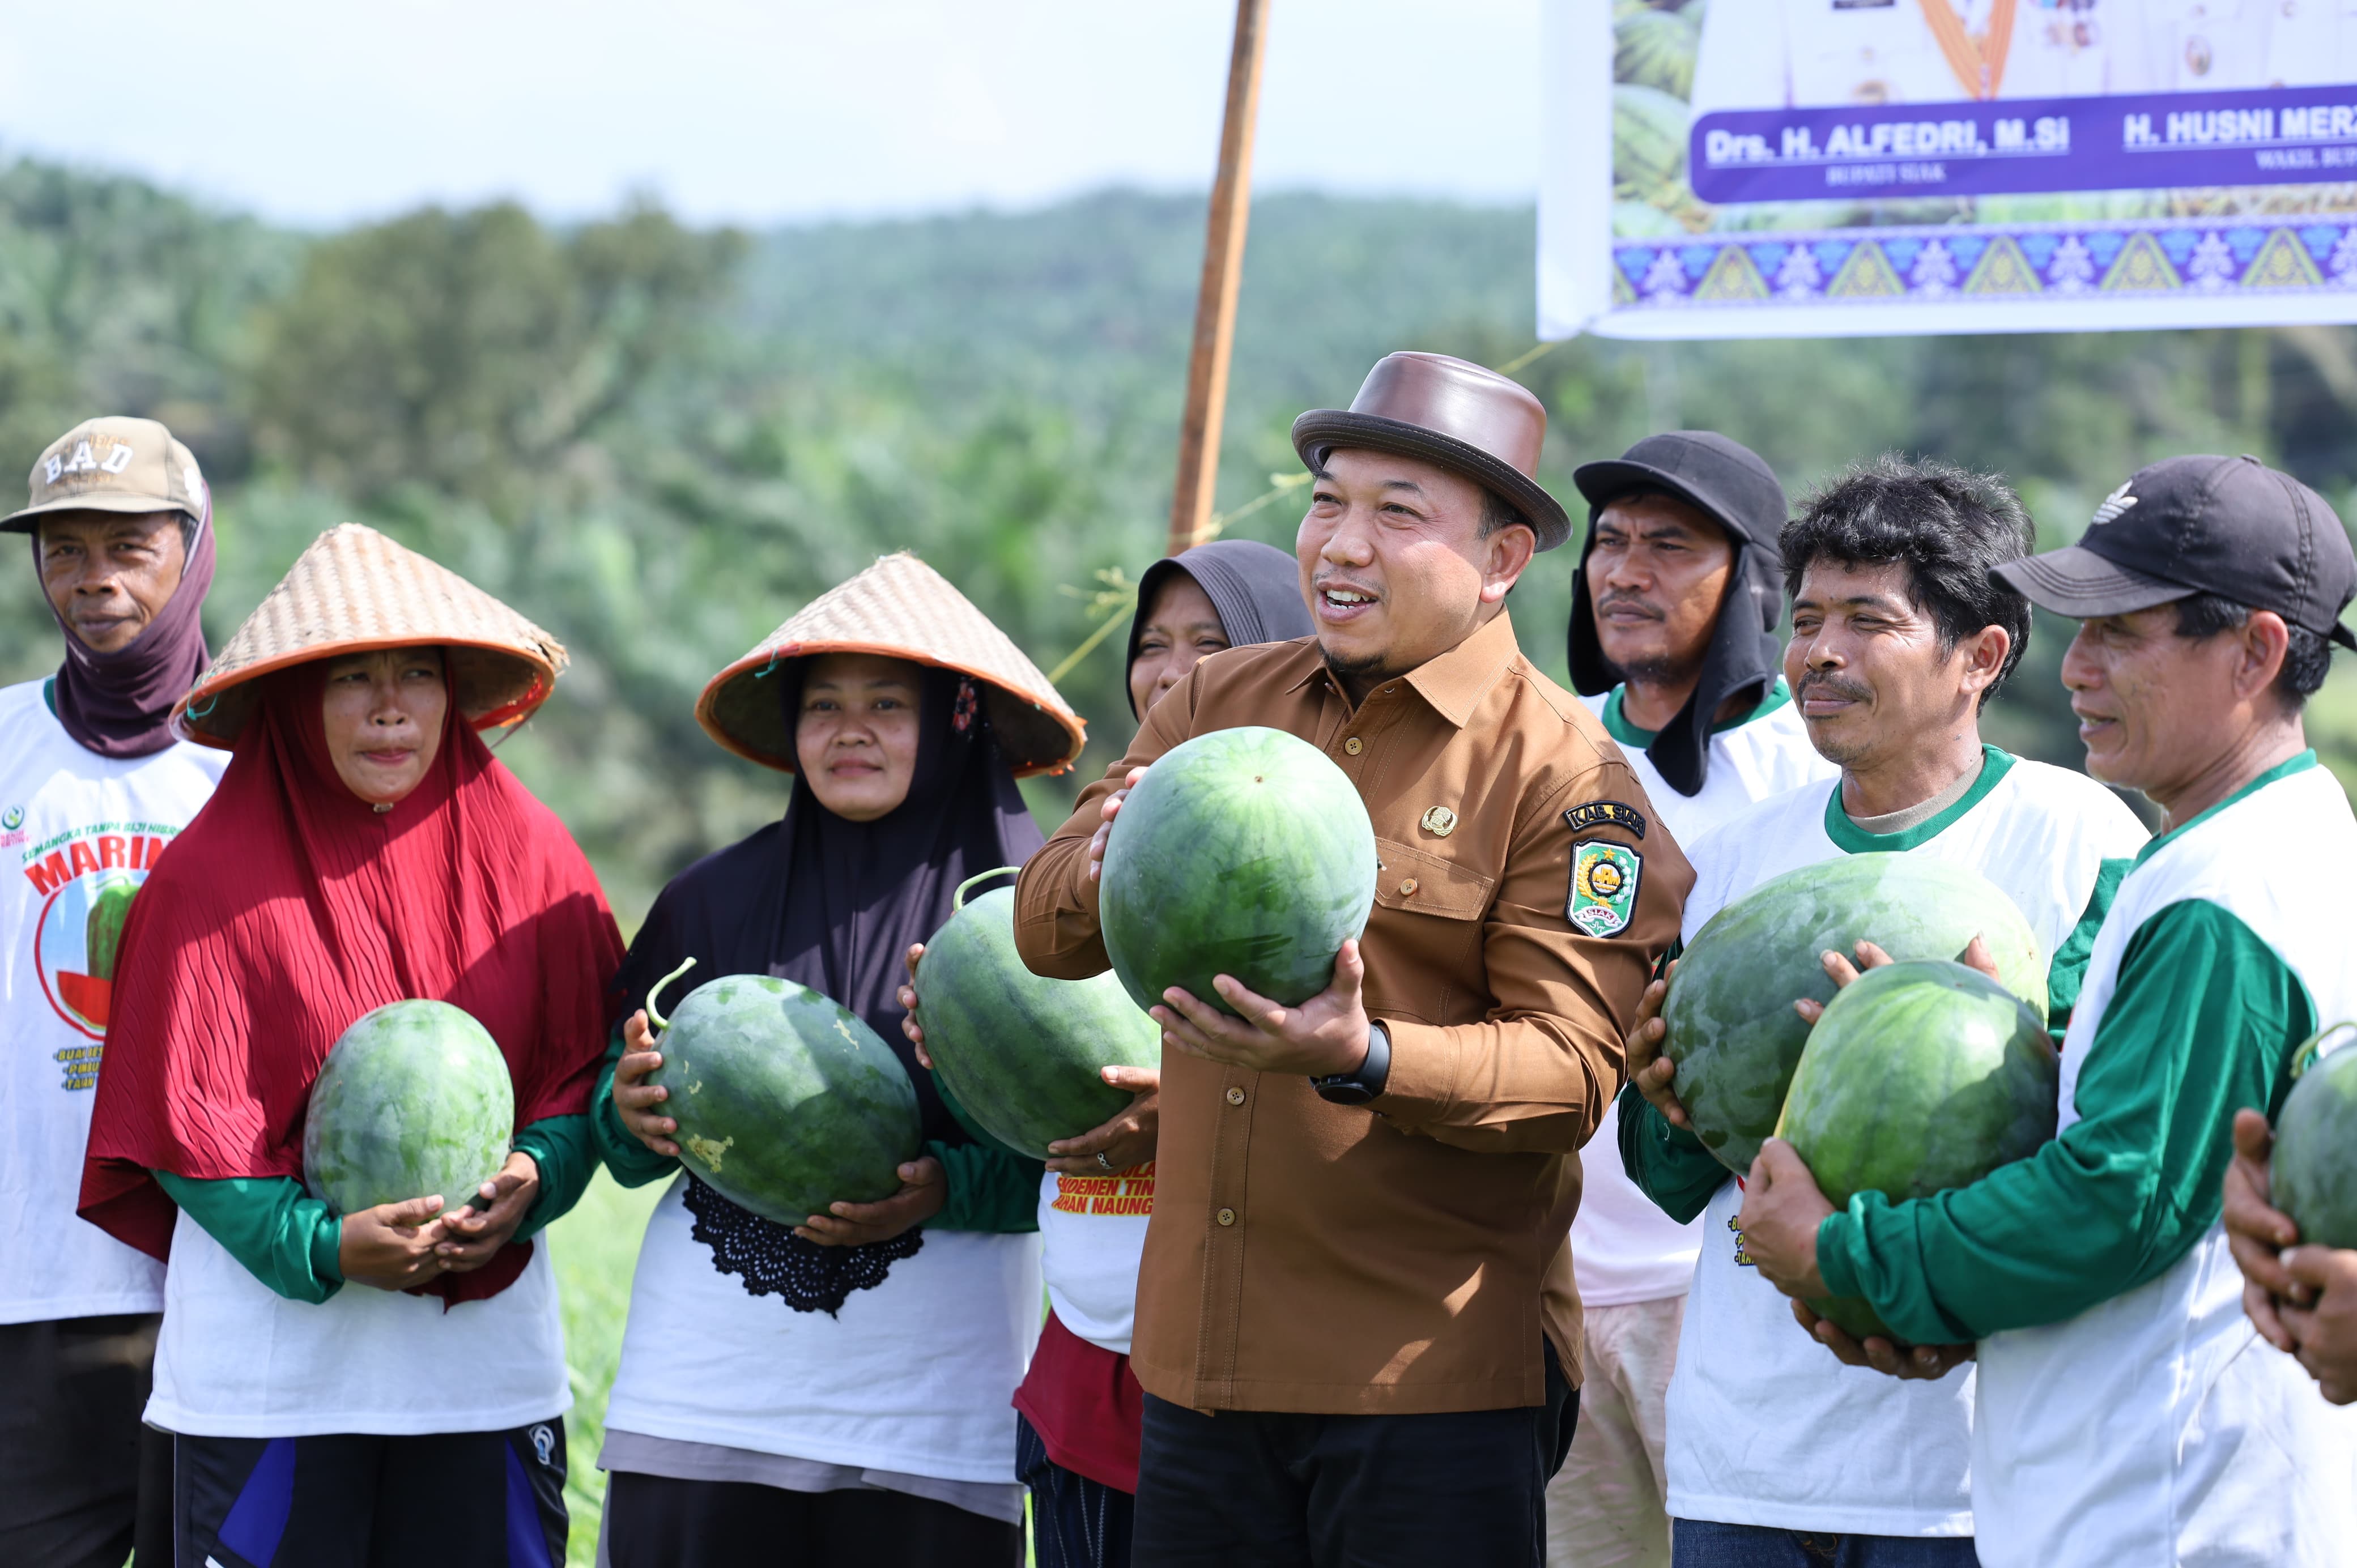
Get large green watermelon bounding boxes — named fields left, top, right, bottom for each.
left=1615, top=6, right=1697, bottom=98
left=1614, top=84, right=1691, bottom=199
left=646, top=964, right=922, bottom=1226
left=1663, top=854, right=2048, bottom=1175
left=1776, top=960, right=2057, bottom=1343
left=303, top=1000, right=515, bottom=1220
left=916, top=870, right=1160, bottom=1159
left=2273, top=1024, right=2357, bottom=1250
left=1100, top=726, right=1377, bottom=1016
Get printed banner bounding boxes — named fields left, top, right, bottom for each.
left=1539, top=0, right=2357, bottom=339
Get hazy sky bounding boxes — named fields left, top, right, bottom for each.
left=0, top=1, right=1539, bottom=226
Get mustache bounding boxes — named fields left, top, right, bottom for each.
left=1799, top=672, right=1873, bottom=704
left=1594, top=593, right=1665, bottom=620
left=1313, top=575, right=1380, bottom=598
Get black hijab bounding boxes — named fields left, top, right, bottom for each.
left=1568, top=432, right=1789, bottom=797
left=1126, top=539, right=1314, bottom=717
left=615, top=662, right=1044, bottom=1148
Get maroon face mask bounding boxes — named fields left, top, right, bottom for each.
left=36, top=491, right=216, bottom=759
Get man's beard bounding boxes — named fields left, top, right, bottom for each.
left=1794, top=673, right=1876, bottom=766
left=1320, top=641, right=1397, bottom=687
left=1614, top=651, right=1703, bottom=688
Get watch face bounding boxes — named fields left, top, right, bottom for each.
left=1314, top=1078, right=1377, bottom=1106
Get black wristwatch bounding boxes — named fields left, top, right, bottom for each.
left=1311, top=1021, right=1392, bottom=1106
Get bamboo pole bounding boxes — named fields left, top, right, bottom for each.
left=1166, top=0, right=1273, bottom=557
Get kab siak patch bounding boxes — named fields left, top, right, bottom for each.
left=1563, top=800, right=1647, bottom=840
left=1568, top=840, right=1643, bottom=938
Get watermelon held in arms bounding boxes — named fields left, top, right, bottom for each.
left=303, top=1000, right=515, bottom=1220
left=1775, top=960, right=2058, bottom=1344
left=2271, top=1022, right=2357, bottom=1250
left=643, top=958, right=922, bottom=1227
left=1662, top=853, right=2048, bottom=1176
left=914, top=867, right=1160, bottom=1160
left=1099, top=726, right=1377, bottom=1017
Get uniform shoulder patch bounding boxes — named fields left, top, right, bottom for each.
left=1563, top=799, right=1647, bottom=840
left=1569, top=840, right=1643, bottom=938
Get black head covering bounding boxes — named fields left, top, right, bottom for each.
left=1126, top=539, right=1314, bottom=717
left=611, top=661, right=1044, bottom=1313
left=1568, top=432, right=1788, bottom=797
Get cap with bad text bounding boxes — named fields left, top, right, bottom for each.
left=2, top=416, right=207, bottom=533
left=1994, top=454, right=2357, bottom=651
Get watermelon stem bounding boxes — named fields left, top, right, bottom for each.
left=2291, top=1022, right=2357, bottom=1080
left=952, top=866, right=1022, bottom=911
left=646, top=957, right=697, bottom=1034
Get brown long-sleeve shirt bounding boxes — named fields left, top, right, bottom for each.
left=1014, top=610, right=1689, bottom=1415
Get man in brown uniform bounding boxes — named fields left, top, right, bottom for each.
left=1012, top=353, right=1691, bottom=1567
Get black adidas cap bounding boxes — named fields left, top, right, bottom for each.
left=1995, top=454, right=2357, bottom=651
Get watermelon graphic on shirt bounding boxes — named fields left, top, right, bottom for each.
left=54, top=872, right=138, bottom=1028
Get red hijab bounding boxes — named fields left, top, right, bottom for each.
left=80, top=655, right=624, bottom=1303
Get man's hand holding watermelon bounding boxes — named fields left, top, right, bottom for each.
left=1734, top=936, right=1990, bottom=1383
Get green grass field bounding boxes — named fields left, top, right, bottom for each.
left=546, top=1170, right=668, bottom=1566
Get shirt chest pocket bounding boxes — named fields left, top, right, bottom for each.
left=1363, top=838, right=1496, bottom=1025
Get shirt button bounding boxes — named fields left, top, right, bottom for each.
left=1216, top=1207, right=1237, bottom=1226
left=1399, top=877, right=1418, bottom=896
left=1343, top=736, right=1364, bottom=756
left=1226, top=1086, right=1246, bottom=1106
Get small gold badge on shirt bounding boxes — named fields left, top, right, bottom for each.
left=1419, top=806, right=1458, bottom=838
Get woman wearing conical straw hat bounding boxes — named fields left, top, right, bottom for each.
left=595, top=552, right=1083, bottom=1568
left=78, top=523, right=624, bottom=1566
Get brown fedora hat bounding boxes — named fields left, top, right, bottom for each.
left=1290, top=352, right=1570, bottom=551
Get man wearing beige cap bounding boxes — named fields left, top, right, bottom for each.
left=1014, top=353, right=1691, bottom=1567
left=0, top=417, right=225, bottom=1567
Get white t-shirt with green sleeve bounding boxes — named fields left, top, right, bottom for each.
left=1572, top=680, right=1837, bottom=1306
left=1937, top=754, right=2357, bottom=1567
left=1641, top=748, right=2150, bottom=1536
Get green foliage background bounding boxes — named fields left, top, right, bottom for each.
left=11, top=155, right=2357, bottom=1562
left=10, top=156, right=2357, bottom=920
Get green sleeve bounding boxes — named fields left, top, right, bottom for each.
left=1816, top=898, right=2316, bottom=1344
left=510, top=1113, right=595, bottom=1239
left=927, top=1070, right=1043, bottom=1234
left=2046, top=857, right=2133, bottom=1038
left=154, top=1170, right=343, bottom=1304
left=591, top=1022, right=682, bottom=1188
left=1616, top=1083, right=1732, bottom=1225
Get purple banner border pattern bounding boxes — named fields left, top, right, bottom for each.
left=1610, top=216, right=2357, bottom=311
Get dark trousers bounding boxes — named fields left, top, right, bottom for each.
left=1671, top=1520, right=1980, bottom=1567
left=604, top=1470, right=1023, bottom=1568
left=172, top=1421, right=569, bottom=1567
left=0, top=1313, right=171, bottom=1568
left=1018, top=1411, right=1135, bottom=1568
left=1133, top=1340, right=1577, bottom=1568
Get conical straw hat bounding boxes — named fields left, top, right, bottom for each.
left=173, top=522, right=568, bottom=749
left=698, top=551, right=1085, bottom=777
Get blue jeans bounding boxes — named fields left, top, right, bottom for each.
left=1671, top=1519, right=1979, bottom=1568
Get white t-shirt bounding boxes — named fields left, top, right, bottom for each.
left=1037, top=1162, right=1154, bottom=1354
left=0, top=677, right=224, bottom=1324
left=603, top=1174, right=1041, bottom=1486
left=1662, top=751, right=2150, bottom=1536
left=1973, top=759, right=2357, bottom=1568
left=1572, top=683, right=1837, bottom=1306
left=147, top=1207, right=568, bottom=1435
